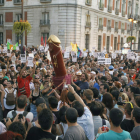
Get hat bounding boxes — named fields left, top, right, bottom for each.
left=121, top=76, right=128, bottom=84
left=35, top=97, right=46, bottom=107
left=91, top=71, right=96, bottom=74
left=119, top=67, right=123, bottom=69
left=109, top=65, right=114, bottom=70
left=76, top=71, right=82, bottom=76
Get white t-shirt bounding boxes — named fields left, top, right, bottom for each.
left=7, top=110, right=33, bottom=122
left=4, top=88, right=17, bottom=109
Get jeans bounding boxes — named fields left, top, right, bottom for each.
left=30, top=103, right=37, bottom=119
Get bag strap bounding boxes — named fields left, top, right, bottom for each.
left=102, top=119, right=106, bottom=126
left=23, top=111, right=28, bottom=117
left=56, top=136, right=59, bottom=140
left=12, top=111, right=17, bottom=121
left=59, top=123, right=64, bottom=135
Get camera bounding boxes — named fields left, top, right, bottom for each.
left=63, top=84, right=68, bottom=89
left=18, top=114, right=23, bottom=120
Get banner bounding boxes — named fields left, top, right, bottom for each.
left=64, top=51, right=70, bottom=58
left=98, top=58, right=111, bottom=65
left=20, top=54, right=26, bottom=63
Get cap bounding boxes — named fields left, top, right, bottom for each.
left=35, top=97, right=46, bottom=107
left=108, top=65, right=114, bottom=70
left=119, top=67, right=123, bottom=69
left=91, top=71, right=96, bottom=74
left=76, top=71, right=82, bottom=76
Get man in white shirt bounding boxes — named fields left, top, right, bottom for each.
left=7, top=95, right=33, bottom=122
left=68, top=85, right=95, bottom=140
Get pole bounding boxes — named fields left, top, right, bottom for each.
left=130, top=0, right=134, bottom=51
left=21, top=0, right=24, bottom=54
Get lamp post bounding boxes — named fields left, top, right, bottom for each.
left=128, top=0, right=137, bottom=51
left=21, top=0, right=24, bottom=54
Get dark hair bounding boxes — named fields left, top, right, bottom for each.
left=111, top=90, right=120, bottom=101
left=112, top=77, right=119, bottom=82
left=66, top=108, right=78, bottom=123
left=135, top=96, right=140, bottom=107
left=8, top=122, right=26, bottom=139
left=38, top=108, right=53, bottom=130
left=59, top=106, right=68, bottom=123
left=17, top=95, right=27, bottom=109
left=16, top=64, right=21, bottom=70
left=67, top=92, right=75, bottom=102
left=90, top=101, right=102, bottom=116
left=72, top=101, right=84, bottom=117
left=133, top=107, right=140, bottom=123
left=123, top=66, right=128, bottom=70
left=118, top=73, right=123, bottom=78
left=130, top=87, right=140, bottom=95
left=82, top=73, right=88, bottom=81
left=48, top=96, right=58, bottom=109
left=83, top=89, right=93, bottom=100
left=102, top=93, right=113, bottom=110
left=1, top=65, right=6, bottom=69
left=124, top=102, right=134, bottom=116
left=136, top=79, right=140, bottom=85
left=110, top=108, right=123, bottom=127
left=101, top=83, right=109, bottom=92
left=101, top=76, right=107, bottom=82
left=90, top=87, right=99, bottom=98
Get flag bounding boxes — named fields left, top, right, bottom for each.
left=77, top=45, right=82, bottom=58
left=45, top=36, right=47, bottom=47
left=71, top=42, right=77, bottom=52
left=41, top=36, right=44, bottom=46
left=7, top=42, right=10, bottom=50
left=13, top=42, right=18, bottom=50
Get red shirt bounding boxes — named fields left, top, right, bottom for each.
left=17, top=75, right=32, bottom=98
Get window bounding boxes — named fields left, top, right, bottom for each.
left=0, top=32, right=3, bottom=45
left=135, top=4, right=139, bottom=15
left=108, top=20, right=111, bottom=27
left=99, top=18, right=102, bottom=26
left=116, top=0, right=119, bottom=9
left=122, top=0, right=126, bottom=16
left=85, top=34, right=89, bottom=50
left=85, top=0, right=92, bottom=6
left=128, top=1, right=131, bottom=17
left=42, top=33, right=49, bottom=43
left=108, top=0, right=112, bottom=12
left=122, top=23, right=124, bottom=29
left=42, top=12, right=49, bottom=21
left=106, top=36, right=110, bottom=53
left=16, top=14, right=22, bottom=22
left=0, top=0, right=4, bottom=4
left=0, top=15, right=3, bottom=25
left=121, top=37, right=123, bottom=50
left=98, top=35, right=102, bottom=51
left=115, top=22, right=118, bottom=28
left=114, top=37, right=117, bottom=51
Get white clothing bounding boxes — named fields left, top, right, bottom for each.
left=59, top=122, right=68, bottom=138
left=57, top=100, right=66, bottom=111
left=7, top=110, right=33, bottom=122
left=4, top=88, right=17, bottom=109
left=0, top=122, right=6, bottom=134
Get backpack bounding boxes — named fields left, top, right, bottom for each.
left=12, top=111, right=28, bottom=130
left=5, top=89, right=15, bottom=106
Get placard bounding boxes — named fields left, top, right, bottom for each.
left=3, top=47, right=7, bottom=54
left=121, top=55, right=123, bottom=60
left=83, top=52, right=87, bottom=57
left=64, top=51, right=70, bottom=58
left=112, top=53, right=116, bottom=59
left=105, top=58, right=111, bottom=64
left=98, top=58, right=111, bottom=65
left=20, top=54, right=26, bottom=63
left=27, top=57, right=33, bottom=67
left=127, top=52, right=136, bottom=60
left=11, top=56, right=16, bottom=64
left=72, top=54, right=77, bottom=62
left=16, top=46, right=19, bottom=51
left=29, top=53, right=34, bottom=58
left=39, top=45, right=44, bottom=52
left=115, top=50, right=122, bottom=54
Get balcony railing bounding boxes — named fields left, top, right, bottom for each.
left=98, top=25, right=103, bottom=31
left=115, top=8, right=119, bottom=15
left=14, top=0, right=22, bottom=4
left=108, top=6, right=112, bottom=13
left=0, top=0, right=4, bottom=5
left=40, top=0, right=52, bottom=2
left=99, top=2, right=104, bottom=10
left=40, top=20, right=50, bottom=26
left=85, top=22, right=91, bottom=28
left=0, top=21, right=4, bottom=26
left=115, top=27, right=118, bottom=33
left=121, top=29, right=124, bottom=33
left=107, top=26, right=111, bottom=31
left=122, top=11, right=125, bottom=17
left=127, top=30, right=130, bottom=34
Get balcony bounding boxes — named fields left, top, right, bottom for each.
left=122, top=11, right=125, bottom=17
left=14, top=0, right=22, bottom=4
left=98, top=25, right=103, bottom=31
left=40, top=20, right=50, bottom=26
left=108, top=6, right=112, bottom=13
left=127, top=30, right=130, bottom=34
left=99, top=3, right=104, bottom=10
left=115, top=8, right=119, bottom=15
left=85, top=22, right=91, bottom=28
left=115, top=27, right=118, bottom=33
left=107, top=26, right=111, bottom=31
left=0, top=0, right=4, bottom=5
left=40, top=0, right=52, bottom=2
left=0, top=21, right=3, bottom=26
left=121, top=29, right=124, bottom=34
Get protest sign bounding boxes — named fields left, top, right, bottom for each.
left=11, top=56, right=16, bottom=64
left=121, top=55, right=123, bottom=60
left=72, top=52, right=77, bottom=62
left=16, top=46, right=19, bottom=51
left=39, top=45, right=44, bottom=52
left=98, top=58, right=111, bottom=65
left=20, top=54, right=26, bottom=63
left=66, top=46, right=72, bottom=52
left=115, top=50, right=122, bottom=54
left=3, top=47, right=7, bottom=54
left=29, top=53, right=34, bottom=58
left=112, top=53, right=116, bottom=59
left=127, top=52, right=136, bottom=60
left=97, top=52, right=105, bottom=59
left=105, top=58, right=111, bottom=64
left=83, top=52, right=87, bottom=57
left=64, top=51, right=70, bottom=58
left=27, top=57, right=33, bottom=67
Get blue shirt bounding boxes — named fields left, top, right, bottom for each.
left=97, top=130, right=131, bottom=140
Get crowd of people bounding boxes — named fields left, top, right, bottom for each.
left=0, top=47, right=140, bottom=140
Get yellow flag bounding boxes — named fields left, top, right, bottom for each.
left=71, top=42, right=77, bottom=52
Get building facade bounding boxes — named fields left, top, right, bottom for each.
left=0, top=0, right=140, bottom=51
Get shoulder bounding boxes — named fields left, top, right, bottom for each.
left=26, top=112, right=33, bottom=122
left=7, top=110, right=14, bottom=118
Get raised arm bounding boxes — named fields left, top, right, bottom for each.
left=30, top=60, right=36, bottom=77
left=20, top=61, right=28, bottom=77
left=68, top=84, right=86, bottom=107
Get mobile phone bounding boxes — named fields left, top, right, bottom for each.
left=18, top=114, right=23, bottom=120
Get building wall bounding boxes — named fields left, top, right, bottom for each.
left=0, top=0, right=140, bottom=51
